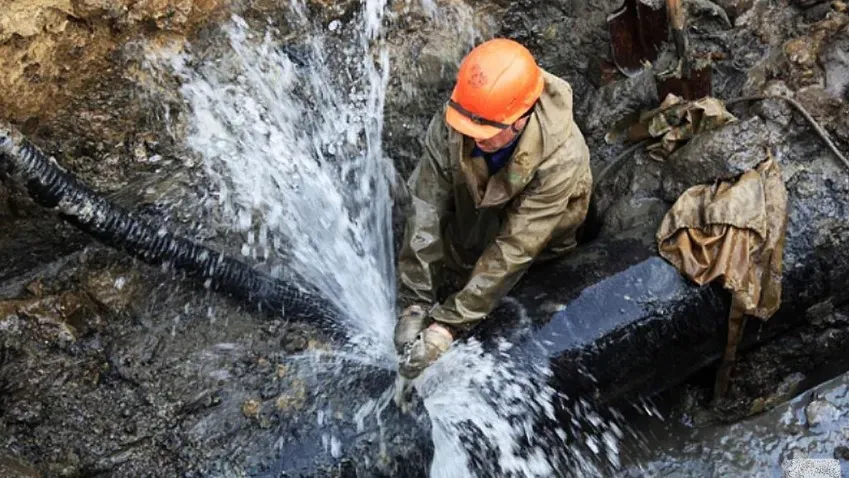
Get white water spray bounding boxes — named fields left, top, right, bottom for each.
left=146, top=0, right=627, bottom=475
left=164, top=6, right=396, bottom=364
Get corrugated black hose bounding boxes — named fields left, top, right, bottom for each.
left=0, top=121, right=342, bottom=330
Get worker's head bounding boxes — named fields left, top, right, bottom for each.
left=445, top=38, right=544, bottom=152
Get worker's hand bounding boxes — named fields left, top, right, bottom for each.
left=398, top=323, right=454, bottom=380
left=393, top=304, right=430, bottom=354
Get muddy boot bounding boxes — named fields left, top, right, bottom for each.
left=398, top=323, right=453, bottom=379
left=394, top=304, right=430, bottom=354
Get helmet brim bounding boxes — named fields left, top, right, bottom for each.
left=445, top=104, right=504, bottom=140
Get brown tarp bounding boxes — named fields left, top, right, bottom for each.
left=606, top=94, right=737, bottom=161
left=656, top=155, right=788, bottom=397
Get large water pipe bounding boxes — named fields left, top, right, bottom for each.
left=504, top=156, right=848, bottom=410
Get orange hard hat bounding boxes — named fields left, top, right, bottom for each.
left=445, top=38, right=544, bottom=140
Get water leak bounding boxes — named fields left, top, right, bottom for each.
left=146, top=0, right=629, bottom=475
left=419, top=336, right=626, bottom=477
left=167, top=6, right=397, bottom=366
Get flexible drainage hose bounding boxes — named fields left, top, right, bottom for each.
left=0, top=121, right=341, bottom=329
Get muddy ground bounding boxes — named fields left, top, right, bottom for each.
left=2, top=0, right=849, bottom=475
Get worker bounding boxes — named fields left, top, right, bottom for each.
left=394, top=38, right=592, bottom=379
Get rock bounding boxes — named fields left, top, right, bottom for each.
left=415, top=34, right=467, bottom=89
left=0, top=452, right=40, bottom=478
left=742, top=81, right=795, bottom=127
left=804, top=2, right=835, bottom=21
left=714, top=0, right=755, bottom=20
left=660, top=117, right=778, bottom=201
left=805, top=397, right=839, bottom=427
left=764, top=372, right=808, bottom=408
left=582, top=70, right=659, bottom=138
left=793, top=0, right=829, bottom=8
left=275, top=380, right=307, bottom=412
left=83, top=269, right=140, bottom=312
left=834, top=445, right=849, bottom=460
left=241, top=399, right=261, bottom=418
left=0, top=292, right=101, bottom=344
left=820, top=29, right=849, bottom=99
left=688, top=0, right=733, bottom=27
left=282, top=331, right=309, bottom=353
left=0, top=0, right=223, bottom=125
left=599, top=197, right=669, bottom=237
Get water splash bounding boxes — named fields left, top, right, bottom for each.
left=163, top=8, right=396, bottom=364
left=145, top=0, right=631, bottom=475
left=418, top=337, right=626, bottom=477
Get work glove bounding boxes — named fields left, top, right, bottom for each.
left=393, top=304, right=430, bottom=354
left=398, top=323, right=454, bottom=380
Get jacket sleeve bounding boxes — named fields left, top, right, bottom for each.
left=429, top=151, right=591, bottom=330
left=397, top=111, right=454, bottom=304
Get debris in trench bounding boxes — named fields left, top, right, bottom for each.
left=0, top=452, right=39, bottom=478
left=656, top=155, right=788, bottom=401
left=603, top=90, right=849, bottom=194
left=275, top=380, right=307, bottom=412
left=0, top=291, right=101, bottom=344
left=748, top=372, right=807, bottom=415
left=241, top=399, right=261, bottom=418
left=726, top=95, right=849, bottom=170
left=605, top=93, right=737, bottom=160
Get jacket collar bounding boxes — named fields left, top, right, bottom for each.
left=458, top=117, right=545, bottom=208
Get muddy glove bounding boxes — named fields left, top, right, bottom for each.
left=398, top=323, right=454, bottom=379
left=394, top=304, right=430, bottom=354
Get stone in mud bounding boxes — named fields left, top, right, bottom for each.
left=0, top=453, right=40, bottom=478
left=282, top=330, right=309, bottom=353
left=660, top=117, right=779, bottom=201
left=275, top=380, right=307, bottom=412
left=713, top=0, right=755, bottom=20
left=582, top=70, right=659, bottom=138
left=793, top=0, right=830, bottom=7
left=599, top=196, right=669, bottom=238
left=820, top=29, right=849, bottom=99
left=805, top=397, right=840, bottom=427
left=747, top=372, right=808, bottom=415
left=0, top=292, right=100, bottom=344
left=834, top=445, right=849, bottom=460
left=739, top=81, right=795, bottom=128
left=83, top=269, right=141, bottom=313
left=241, top=398, right=261, bottom=418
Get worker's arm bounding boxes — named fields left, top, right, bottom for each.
left=429, top=152, right=591, bottom=331
left=397, top=111, right=455, bottom=304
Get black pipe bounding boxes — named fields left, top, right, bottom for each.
left=0, top=121, right=342, bottom=329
